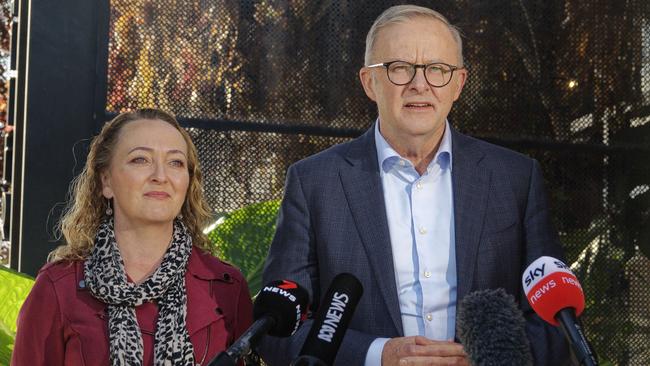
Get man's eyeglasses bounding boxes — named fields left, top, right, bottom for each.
left=365, top=61, right=464, bottom=87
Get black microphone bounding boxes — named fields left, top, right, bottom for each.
left=208, top=279, right=309, bottom=366
left=292, top=273, right=363, bottom=366
left=457, top=288, right=533, bottom=366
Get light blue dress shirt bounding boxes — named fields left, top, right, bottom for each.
left=365, top=120, right=457, bottom=365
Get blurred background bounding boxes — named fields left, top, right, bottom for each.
left=0, top=1, right=648, bottom=364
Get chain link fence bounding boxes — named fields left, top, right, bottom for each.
left=106, top=1, right=650, bottom=364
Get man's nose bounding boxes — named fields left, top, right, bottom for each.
left=409, top=66, right=430, bottom=91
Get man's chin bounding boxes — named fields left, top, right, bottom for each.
left=401, top=122, right=447, bottom=140
left=401, top=116, right=442, bottom=129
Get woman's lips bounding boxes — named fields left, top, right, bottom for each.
left=144, top=191, right=170, bottom=199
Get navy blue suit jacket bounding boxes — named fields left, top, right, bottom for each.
left=259, top=125, right=570, bottom=365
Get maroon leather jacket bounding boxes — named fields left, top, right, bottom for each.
left=12, top=247, right=253, bottom=365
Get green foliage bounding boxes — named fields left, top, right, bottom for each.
left=0, top=266, right=34, bottom=333
left=206, top=200, right=280, bottom=296
left=0, top=321, right=14, bottom=366
left=0, top=265, right=34, bottom=366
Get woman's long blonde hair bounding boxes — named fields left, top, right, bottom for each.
left=49, top=108, right=213, bottom=261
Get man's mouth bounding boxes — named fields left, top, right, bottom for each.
left=404, top=103, right=433, bottom=108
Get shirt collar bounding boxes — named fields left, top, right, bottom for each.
left=374, top=119, right=453, bottom=173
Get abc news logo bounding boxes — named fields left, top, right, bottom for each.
left=317, top=292, right=350, bottom=343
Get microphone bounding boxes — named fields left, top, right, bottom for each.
left=457, top=288, right=533, bottom=366
left=208, top=279, right=309, bottom=366
left=522, top=256, right=598, bottom=366
left=292, top=273, right=364, bottom=366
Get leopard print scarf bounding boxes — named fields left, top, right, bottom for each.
left=84, top=218, right=195, bottom=366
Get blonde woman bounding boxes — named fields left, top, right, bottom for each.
left=13, top=108, right=252, bottom=365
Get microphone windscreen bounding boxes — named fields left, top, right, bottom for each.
left=457, top=288, right=533, bottom=366
left=297, top=273, right=363, bottom=365
left=521, top=256, right=585, bottom=326
left=254, top=280, right=309, bottom=337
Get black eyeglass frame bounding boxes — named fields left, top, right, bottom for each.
left=366, top=60, right=465, bottom=87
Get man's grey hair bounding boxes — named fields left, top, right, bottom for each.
left=364, top=5, right=464, bottom=67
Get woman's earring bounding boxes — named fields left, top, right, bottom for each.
left=105, top=199, right=113, bottom=216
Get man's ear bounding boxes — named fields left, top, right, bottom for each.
left=101, top=170, right=113, bottom=199
left=359, top=67, right=378, bottom=102
left=452, top=68, right=468, bottom=101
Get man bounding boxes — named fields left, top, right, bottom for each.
left=259, top=5, right=569, bottom=365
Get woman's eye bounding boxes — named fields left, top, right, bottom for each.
left=130, top=157, right=148, bottom=164
left=170, top=160, right=185, bottom=168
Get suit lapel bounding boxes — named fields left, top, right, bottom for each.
left=451, top=129, right=491, bottom=301
left=339, top=126, right=404, bottom=336
left=336, top=126, right=491, bottom=334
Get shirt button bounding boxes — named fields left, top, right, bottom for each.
left=418, top=226, right=427, bottom=235
left=416, top=182, right=422, bottom=190
left=426, top=313, right=433, bottom=321
left=399, top=160, right=406, bottom=166
left=424, top=271, right=432, bottom=278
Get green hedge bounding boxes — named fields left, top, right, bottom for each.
left=206, top=200, right=280, bottom=296
left=0, top=266, right=35, bottom=365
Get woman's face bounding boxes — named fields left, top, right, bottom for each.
left=101, top=119, right=190, bottom=228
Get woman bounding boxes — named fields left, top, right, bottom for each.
left=12, top=108, right=253, bottom=365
